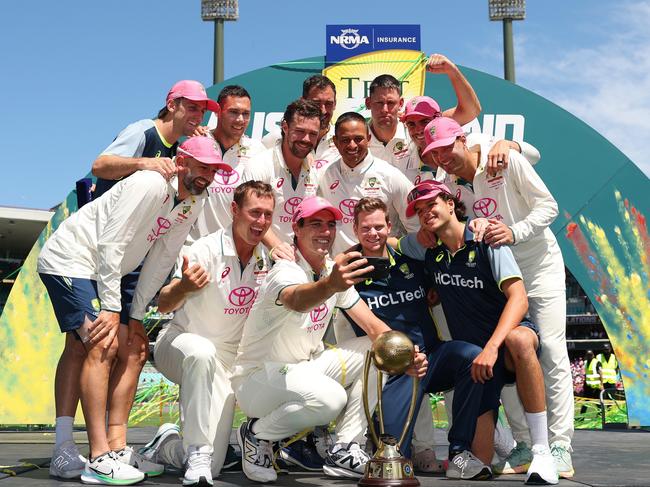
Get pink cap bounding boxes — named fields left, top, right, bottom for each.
left=166, top=80, right=220, bottom=113
left=400, top=96, right=441, bottom=122
left=177, top=136, right=232, bottom=171
left=405, top=180, right=453, bottom=218
left=292, top=196, right=343, bottom=223
left=421, top=117, right=465, bottom=156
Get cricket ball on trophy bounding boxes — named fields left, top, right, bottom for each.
left=371, top=330, right=415, bottom=375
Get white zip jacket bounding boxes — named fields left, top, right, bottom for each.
left=190, top=134, right=265, bottom=239
left=245, top=142, right=319, bottom=243
left=37, top=170, right=207, bottom=318
left=438, top=145, right=564, bottom=297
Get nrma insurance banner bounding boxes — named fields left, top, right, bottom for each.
left=326, top=24, right=420, bottom=63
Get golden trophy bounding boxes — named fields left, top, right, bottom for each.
left=359, top=330, right=420, bottom=487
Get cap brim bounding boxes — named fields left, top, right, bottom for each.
left=421, top=135, right=457, bottom=156
left=400, top=110, right=435, bottom=122
left=405, top=190, right=445, bottom=218
left=193, top=156, right=232, bottom=171
left=184, top=96, right=221, bottom=114
left=301, top=206, right=343, bottom=221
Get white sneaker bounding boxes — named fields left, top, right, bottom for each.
left=237, top=419, right=277, bottom=483
left=49, top=440, right=86, bottom=479
left=115, top=445, right=164, bottom=477
left=80, top=451, right=145, bottom=485
left=323, top=442, right=370, bottom=478
left=139, top=423, right=181, bottom=464
left=184, top=445, right=213, bottom=486
left=526, top=445, right=559, bottom=485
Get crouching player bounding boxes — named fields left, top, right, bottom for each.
left=139, top=181, right=275, bottom=486
left=231, top=197, right=427, bottom=483
left=398, top=181, right=558, bottom=485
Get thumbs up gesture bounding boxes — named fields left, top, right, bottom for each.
left=178, top=255, right=210, bottom=293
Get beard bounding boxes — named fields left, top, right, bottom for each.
left=289, top=141, right=313, bottom=159
left=183, top=173, right=210, bottom=195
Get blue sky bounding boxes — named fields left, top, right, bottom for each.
left=2, top=0, right=649, bottom=209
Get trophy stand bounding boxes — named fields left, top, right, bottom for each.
left=359, top=331, right=420, bottom=487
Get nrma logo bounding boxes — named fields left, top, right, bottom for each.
left=330, top=28, right=370, bottom=50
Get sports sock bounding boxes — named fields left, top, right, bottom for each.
left=525, top=411, right=549, bottom=450
left=55, top=416, right=74, bottom=447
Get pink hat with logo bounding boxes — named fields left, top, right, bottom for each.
left=400, top=96, right=441, bottom=122
left=166, top=80, right=220, bottom=113
left=421, top=117, right=465, bottom=156
left=177, top=136, right=232, bottom=171
left=405, top=180, right=453, bottom=218
left=292, top=196, right=343, bottom=223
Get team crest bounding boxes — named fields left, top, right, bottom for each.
left=429, top=125, right=436, bottom=137
left=182, top=205, right=191, bottom=214
left=394, top=141, right=404, bottom=153
left=368, top=177, right=377, bottom=187
left=466, top=249, right=477, bottom=268
left=399, top=263, right=414, bottom=279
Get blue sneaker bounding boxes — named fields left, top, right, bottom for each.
left=222, top=444, right=241, bottom=472
left=280, top=438, right=325, bottom=471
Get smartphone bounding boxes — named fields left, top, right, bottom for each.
left=349, top=255, right=391, bottom=280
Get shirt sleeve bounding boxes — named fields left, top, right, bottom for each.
left=100, top=121, right=148, bottom=158
left=129, top=198, right=206, bottom=320
left=506, top=150, right=559, bottom=244
left=487, top=244, right=523, bottom=291
left=336, top=285, right=360, bottom=310
left=95, top=172, right=168, bottom=312
left=396, top=233, right=427, bottom=261
left=388, top=167, right=418, bottom=233
left=519, top=141, right=541, bottom=166
left=265, top=260, right=309, bottom=307
left=243, top=150, right=271, bottom=182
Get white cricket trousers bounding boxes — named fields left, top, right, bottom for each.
left=153, top=326, right=236, bottom=476
left=233, top=336, right=374, bottom=444
left=501, top=292, right=574, bottom=446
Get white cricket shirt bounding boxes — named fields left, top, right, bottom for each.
left=232, top=250, right=359, bottom=380
left=317, top=153, right=418, bottom=255
left=167, top=226, right=271, bottom=353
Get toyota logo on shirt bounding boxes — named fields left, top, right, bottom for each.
left=284, top=196, right=303, bottom=215
left=214, top=168, right=240, bottom=186
left=310, top=303, right=329, bottom=322
left=339, top=198, right=358, bottom=217
left=228, top=286, right=256, bottom=306
left=473, top=198, right=497, bottom=218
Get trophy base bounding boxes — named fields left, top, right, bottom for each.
left=358, top=458, right=420, bottom=487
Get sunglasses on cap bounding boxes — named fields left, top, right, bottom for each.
left=406, top=181, right=451, bottom=204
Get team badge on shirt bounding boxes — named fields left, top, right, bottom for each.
left=399, top=263, right=414, bottom=279
left=467, top=250, right=477, bottom=268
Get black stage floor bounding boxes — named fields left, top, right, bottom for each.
left=1, top=428, right=648, bottom=486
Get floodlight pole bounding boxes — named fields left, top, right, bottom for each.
left=214, top=19, right=224, bottom=84
left=489, top=0, right=525, bottom=84
left=201, top=0, right=238, bottom=85
left=503, top=18, right=515, bottom=83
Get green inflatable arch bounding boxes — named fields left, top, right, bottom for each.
left=1, top=56, right=648, bottom=427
